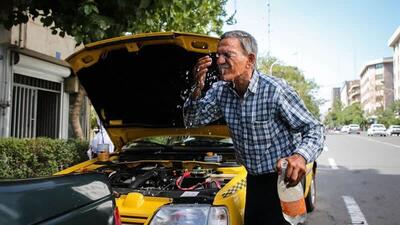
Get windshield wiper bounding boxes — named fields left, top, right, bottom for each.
left=181, top=139, right=233, bottom=147
left=126, top=140, right=170, bottom=149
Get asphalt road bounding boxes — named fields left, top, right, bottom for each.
left=306, top=132, right=400, bottom=225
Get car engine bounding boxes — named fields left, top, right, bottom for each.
left=94, top=162, right=234, bottom=201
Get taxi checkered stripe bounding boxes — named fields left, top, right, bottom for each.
left=221, top=178, right=247, bottom=198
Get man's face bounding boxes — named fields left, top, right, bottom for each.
left=216, top=37, right=252, bottom=81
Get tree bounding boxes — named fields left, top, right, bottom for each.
left=324, top=99, right=343, bottom=128
left=324, top=101, right=366, bottom=129
left=376, top=100, right=400, bottom=127
left=258, top=57, right=323, bottom=119
left=0, top=0, right=235, bottom=44
left=340, top=103, right=365, bottom=125
left=1, top=0, right=235, bottom=140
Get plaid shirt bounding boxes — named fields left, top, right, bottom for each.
left=184, top=71, right=324, bottom=175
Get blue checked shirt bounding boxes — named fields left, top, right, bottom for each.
left=183, top=71, right=324, bottom=175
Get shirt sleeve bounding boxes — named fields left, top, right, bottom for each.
left=183, top=83, right=223, bottom=127
left=277, top=83, right=325, bottom=162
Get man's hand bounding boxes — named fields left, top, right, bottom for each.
left=276, top=153, right=307, bottom=187
left=191, top=55, right=212, bottom=99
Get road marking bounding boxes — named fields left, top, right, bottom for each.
left=353, top=135, right=400, bottom=149
left=328, top=158, right=338, bottom=169
left=323, top=145, right=329, bottom=152
left=342, top=195, right=369, bottom=225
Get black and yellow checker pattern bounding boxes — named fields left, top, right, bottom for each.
left=221, top=178, right=247, bottom=198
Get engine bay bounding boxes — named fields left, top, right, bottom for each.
left=94, top=161, right=236, bottom=203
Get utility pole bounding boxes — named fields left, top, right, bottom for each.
left=267, top=0, right=271, bottom=59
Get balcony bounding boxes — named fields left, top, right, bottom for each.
left=348, top=90, right=360, bottom=100
left=348, top=84, right=360, bottom=93
left=349, top=98, right=360, bottom=105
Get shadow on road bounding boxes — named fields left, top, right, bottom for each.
left=306, top=164, right=400, bottom=225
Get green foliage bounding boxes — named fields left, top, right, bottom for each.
left=376, top=100, right=400, bottom=127
left=341, top=103, right=365, bottom=125
left=0, top=0, right=234, bottom=45
left=257, top=57, right=323, bottom=119
left=324, top=100, right=343, bottom=127
left=0, top=138, right=88, bottom=179
left=324, top=100, right=366, bottom=128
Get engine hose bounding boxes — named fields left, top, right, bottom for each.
left=129, top=169, right=159, bottom=189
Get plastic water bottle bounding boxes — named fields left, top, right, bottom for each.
left=277, top=160, right=307, bottom=225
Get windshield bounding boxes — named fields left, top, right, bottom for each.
left=122, top=136, right=234, bottom=150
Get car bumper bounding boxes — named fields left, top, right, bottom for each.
left=348, top=130, right=360, bottom=134
left=371, top=131, right=386, bottom=135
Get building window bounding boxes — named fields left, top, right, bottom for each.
left=11, top=74, right=61, bottom=138
left=375, top=85, right=384, bottom=91
left=375, top=96, right=384, bottom=102
left=375, top=63, right=383, bottom=69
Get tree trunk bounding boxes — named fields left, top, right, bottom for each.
left=70, top=84, right=85, bottom=140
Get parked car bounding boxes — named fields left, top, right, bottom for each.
left=341, top=125, right=350, bottom=133
left=367, top=124, right=387, bottom=136
left=332, top=127, right=341, bottom=134
left=386, top=125, right=400, bottom=136
left=347, top=124, right=361, bottom=134
left=61, top=32, right=318, bottom=225
left=0, top=173, right=121, bottom=225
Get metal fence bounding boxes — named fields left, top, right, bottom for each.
left=11, top=74, right=61, bottom=138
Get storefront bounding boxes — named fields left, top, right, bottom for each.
left=0, top=47, right=71, bottom=138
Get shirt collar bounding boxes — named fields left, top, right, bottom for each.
left=223, top=70, right=260, bottom=94
left=247, top=70, right=260, bottom=94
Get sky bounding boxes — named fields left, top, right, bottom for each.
left=222, top=0, right=399, bottom=115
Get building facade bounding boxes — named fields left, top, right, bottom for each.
left=340, top=81, right=349, bottom=107
left=388, top=26, right=400, bottom=100
left=347, top=80, right=361, bottom=105
left=359, top=57, right=394, bottom=114
left=0, top=19, right=88, bottom=139
left=339, top=80, right=360, bottom=108
left=331, top=87, right=341, bottom=107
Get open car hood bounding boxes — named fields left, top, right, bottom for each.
left=67, top=32, right=228, bottom=149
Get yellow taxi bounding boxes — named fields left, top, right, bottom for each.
left=58, top=32, right=317, bottom=225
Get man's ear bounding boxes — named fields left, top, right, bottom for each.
left=247, top=53, right=256, bottom=68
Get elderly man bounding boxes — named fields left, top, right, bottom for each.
left=183, top=30, right=324, bottom=225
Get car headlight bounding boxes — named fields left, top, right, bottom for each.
left=149, top=204, right=229, bottom=225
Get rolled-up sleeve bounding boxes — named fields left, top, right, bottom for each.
left=277, top=84, right=324, bottom=162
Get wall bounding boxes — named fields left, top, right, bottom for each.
left=0, top=26, right=11, bottom=44
left=9, top=18, right=79, bottom=59
left=394, top=42, right=400, bottom=100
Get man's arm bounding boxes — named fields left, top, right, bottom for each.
left=276, top=83, right=324, bottom=186
left=183, top=83, right=223, bottom=127
left=183, top=55, right=223, bottom=127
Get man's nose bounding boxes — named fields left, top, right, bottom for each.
left=216, top=55, right=225, bottom=65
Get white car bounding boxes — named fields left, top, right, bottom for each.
left=367, top=124, right=387, bottom=136
left=347, top=124, right=361, bottom=134
left=386, top=125, right=400, bottom=136
left=341, top=125, right=350, bottom=133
